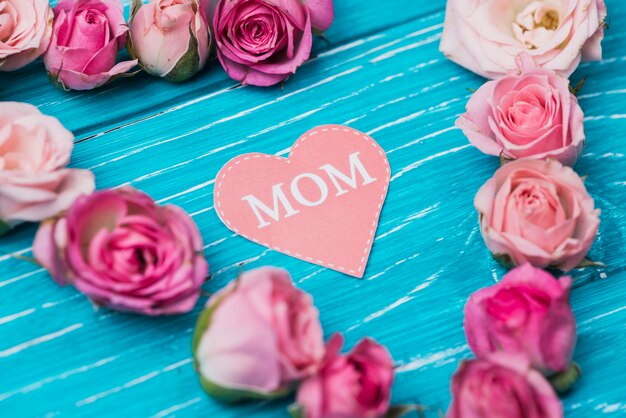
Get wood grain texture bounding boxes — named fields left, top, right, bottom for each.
left=1, top=0, right=625, bottom=417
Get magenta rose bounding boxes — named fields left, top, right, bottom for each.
left=0, top=0, right=53, bottom=71
left=447, top=355, right=563, bottom=418
left=475, top=159, right=600, bottom=271
left=465, top=264, right=576, bottom=375
left=193, top=267, right=325, bottom=401
left=458, top=54, right=585, bottom=166
left=33, top=187, right=208, bottom=316
left=0, top=102, right=94, bottom=233
left=44, top=0, right=137, bottom=91
left=129, top=0, right=210, bottom=82
left=441, top=0, right=607, bottom=78
left=293, top=334, right=395, bottom=418
left=212, top=0, right=334, bottom=86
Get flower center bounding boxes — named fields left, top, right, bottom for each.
left=513, top=1, right=562, bottom=50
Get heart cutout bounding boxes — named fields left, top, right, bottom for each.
left=214, top=125, right=391, bottom=278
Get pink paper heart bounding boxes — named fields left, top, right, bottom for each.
left=214, top=125, right=390, bottom=278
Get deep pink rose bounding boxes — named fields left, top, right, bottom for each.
left=447, top=355, right=563, bottom=418
left=44, top=0, right=137, bottom=90
left=0, top=102, right=94, bottom=231
left=294, top=334, right=395, bottom=418
left=129, top=0, right=210, bottom=82
left=440, top=0, right=607, bottom=78
left=458, top=54, right=585, bottom=166
left=0, top=0, right=53, bottom=71
left=475, top=159, right=600, bottom=271
left=193, top=267, right=325, bottom=401
left=465, top=264, right=576, bottom=375
left=33, top=187, right=208, bottom=316
left=212, top=0, right=334, bottom=86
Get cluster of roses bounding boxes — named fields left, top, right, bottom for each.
left=0, top=0, right=334, bottom=90
left=439, top=0, right=608, bottom=417
left=0, top=102, right=396, bottom=417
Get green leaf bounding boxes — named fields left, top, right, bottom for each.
left=0, top=219, right=12, bottom=237
left=288, top=404, right=305, bottom=418
left=198, top=374, right=293, bottom=403
left=549, top=362, right=581, bottom=394
left=165, top=28, right=201, bottom=83
left=576, top=257, right=606, bottom=269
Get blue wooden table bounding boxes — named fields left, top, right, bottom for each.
left=1, top=0, right=625, bottom=416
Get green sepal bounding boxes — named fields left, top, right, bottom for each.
left=129, top=0, right=143, bottom=22
left=198, top=374, right=293, bottom=404
left=164, top=27, right=200, bottom=83
left=0, top=219, right=12, bottom=237
left=576, top=257, right=606, bottom=269
left=549, top=362, right=581, bottom=395
left=288, top=404, right=305, bottom=418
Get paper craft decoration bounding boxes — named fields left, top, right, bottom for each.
left=214, top=125, right=391, bottom=278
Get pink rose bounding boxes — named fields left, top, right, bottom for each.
left=440, top=0, right=608, bottom=78
left=457, top=54, right=585, bottom=166
left=33, top=187, right=208, bottom=316
left=465, top=264, right=576, bottom=375
left=212, top=0, right=334, bottom=86
left=129, top=0, right=210, bottom=82
left=0, top=102, right=94, bottom=232
left=43, top=0, right=137, bottom=91
left=0, top=0, right=53, bottom=71
left=193, top=267, right=325, bottom=401
left=475, top=159, right=600, bottom=271
left=447, top=355, right=563, bottom=418
left=294, top=334, right=394, bottom=418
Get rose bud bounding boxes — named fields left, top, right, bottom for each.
left=465, top=264, right=576, bottom=376
left=33, top=187, right=208, bottom=316
left=0, top=0, right=53, bottom=71
left=128, top=0, right=210, bottom=82
left=292, top=334, right=395, bottom=418
left=0, top=102, right=95, bottom=234
left=440, top=0, right=607, bottom=78
left=475, top=159, right=600, bottom=271
left=212, top=0, right=335, bottom=86
left=44, top=0, right=138, bottom=91
left=457, top=53, right=585, bottom=167
left=193, top=267, right=325, bottom=402
left=447, top=355, right=563, bottom=418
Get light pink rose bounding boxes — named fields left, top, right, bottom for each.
left=475, top=159, right=600, bottom=271
left=457, top=54, right=585, bottom=166
left=440, top=0, right=608, bottom=78
left=294, top=334, right=394, bottom=418
left=33, top=187, right=208, bottom=316
left=212, top=0, right=334, bottom=86
left=465, top=264, right=576, bottom=375
left=43, top=0, right=137, bottom=91
left=447, top=355, right=563, bottom=418
left=193, top=267, right=325, bottom=401
left=129, top=0, right=210, bottom=82
left=0, top=0, right=53, bottom=71
left=0, top=102, right=94, bottom=231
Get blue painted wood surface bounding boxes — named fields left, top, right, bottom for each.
left=1, top=0, right=625, bottom=416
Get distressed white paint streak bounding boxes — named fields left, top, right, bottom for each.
left=367, top=252, right=421, bottom=281
left=391, top=145, right=471, bottom=181
left=0, top=357, right=116, bottom=402
left=0, top=308, right=36, bottom=325
left=0, top=246, right=33, bottom=263
left=0, top=323, right=83, bottom=359
left=580, top=305, right=626, bottom=326
left=76, top=358, right=192, bottom=407
left=151, top=397, right=203, bottom=418
left=387, top=126, right=459, bottom=154
left=367, top=110, right=426, bottom=135
left=370, top=34, right=442, bottom=63
left=299, top=268, right=325, bottom=283
left=396, top=345, right=469, bottom=373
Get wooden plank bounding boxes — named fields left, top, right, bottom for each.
left=0, top=0, right=625, bottom=416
